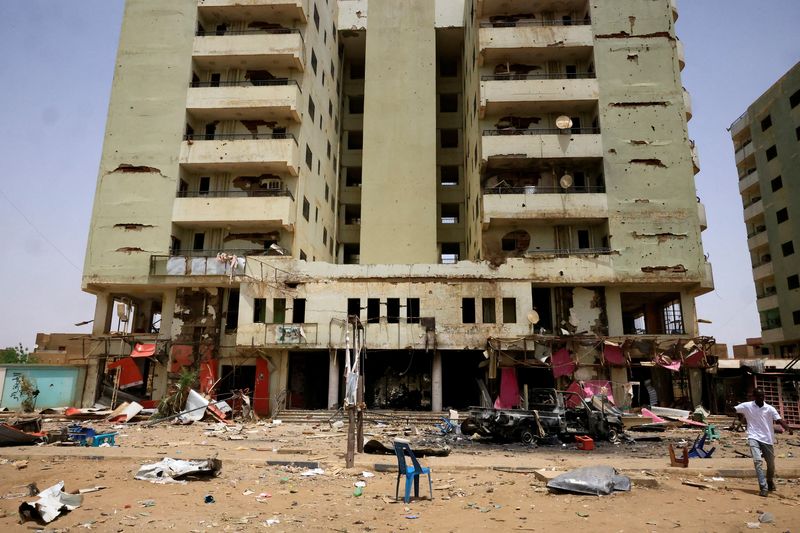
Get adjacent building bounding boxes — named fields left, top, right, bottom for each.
left=81, top=0, right=713, bottom=414
left=731, top=61, right=800, bottom=358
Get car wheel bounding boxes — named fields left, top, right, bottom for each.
left=519, top=427, right=536, bottom=445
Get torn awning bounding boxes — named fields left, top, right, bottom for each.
left=131, top=343, right=157, bottom=358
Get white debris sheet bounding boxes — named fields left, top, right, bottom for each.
left=18, top=481, right=83, bottom=524
left=134, top=457, right=222, bottom=484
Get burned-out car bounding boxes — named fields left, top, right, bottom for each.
left=460, top=388, right=623, bottom=444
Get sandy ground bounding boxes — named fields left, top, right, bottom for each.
left=1, top=418, right=800, bottom=532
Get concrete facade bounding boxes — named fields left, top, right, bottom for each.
left=731, top=62, right=800, bottom=358
left=80, top=0, right=713, bottom=415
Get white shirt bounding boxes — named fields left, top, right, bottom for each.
left=735, top=401, right=782, bottom=445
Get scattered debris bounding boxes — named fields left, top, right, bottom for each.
left=546, top=466, right=631, bottom=496
left=18, top=481, right=83, bottom=524
left=134, top=458, right=222, bottom=484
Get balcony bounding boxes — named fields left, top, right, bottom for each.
left=179, top=133, right=300, bottom=176
left=683, top=87, right=692, bottom=121
left=150, top=250, right=253, bottom=277
left=697, top=201, right=707, bottom=231
left=753, top=259, right=774, bottom=281
left=670, top=0, right=679, bottom=21
left=730, top=110, right=750, bottom=138
left=762, top=322, right=785, bottom=344
left=197, top=0, right=308, bottom=23
left=735, top=139, right=755, bottom=165
left=480, top=74, right=598, bottom=118
left=479, top=22, right=593, bottom=65
left=477, top=0, right=589, bottom=18
left=172, top=190, right=295, bottom=229
left=482, top=128, right=603, bottom=161
left=756, top=293, right=779, bottom=312
left=482, top=187, right=607, bottom=227
left=187, top=80, right=301, bottom=122
left=526, top=248, right=613, bottom=258
left=193, top=29, right=304, bottom=71
left=236, top=323, right=320, bottom=347
left=677, top=39, right=685, bottom=71
left=738, top=168, right=759, bottom=193
left=743, top=198, right=764, bottom=221
left=748, top=227, right=769, bottom=250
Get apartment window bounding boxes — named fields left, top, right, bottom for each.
left=327, top=140, right=331, bottom=159
left=299, top=250, right=307, bottom=260
left=387, top=298, right=400, bottom=324
left=192, top=232, right=205, bottom=251
left=440, top=59, right=457, bottom=77
left=440, top=129, right=458, bottom=148
left=777, top=208, right=789, bottom=224
left=198, top=176, right=211, bottom=195
left=324, top=182, right=329, bottom=200
left=346, top=167, right=362, bottom=187
left=440, top=94, right=458, bottom=113
left=407, top=298, right=420, bottom=324
left=482, top=298, right=496, bottom=323
left=771, top=176, right=783, bottom=192
left=302, top=197, right=310, bottom=221
left=790, top=88, right=800, bottom=108
left=322, top=227, right=328, bottom=245
left=766, top=145, right=778, bottom=161
left=441, top=166, right=459, bottom=186
left=301, top=147, right=311, bottom=171
left=347, top=298, right=360, bottom=319
left=225, top=289, right=240, bottom=333
left=272, top=298, right=287, bottom=324
left=788, top=274, right=800, bottom=290
left=441, top=243, right=459, bottom=264
left=331, top=59, right=335, bottom=78
left=760, top=115, right=772, bottom=131
left=329, top=100, right=334, bottom=118
left=308, top=96, right=316, bottom=121
left=577, top=229, right=591, bottom=249
left=317, top=160, right=321, bottom=175
left=253, top=298, right=267, bottom=323
left=796, top=126, right=800, bottom=141
left=349, top=95, right=364, bottom=114
left=783, top=241, right=795, bottom=257
left=311, top=50, right=318, bottom=74
left=462, top=297, right=476, bottom=323
left=350, top=63, right=365, bottom=80
left=502, top=298, right=517, bottom=324
left=367, top=298, right=380, bottom=323
left=315, top=206, right=319, bottom=222
left=348, top=131, right=363, bottom=150
left=291, top=298, right=306, bottom=323
left=313, top=3, right=320, bottom=29
left=440, top=204, right=459, bottom=224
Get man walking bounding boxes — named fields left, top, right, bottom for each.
left=735, top=389, right=794, bottom=497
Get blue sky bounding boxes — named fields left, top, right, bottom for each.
left=0, top=1, right=799, bottom=351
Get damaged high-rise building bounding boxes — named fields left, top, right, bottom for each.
left=731, top=61, right=800, bottom=359
left=81, top=0, right=714, bottom=414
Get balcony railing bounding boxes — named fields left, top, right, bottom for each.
left=480, top=19, right=591, bottom=28
left=169, top=248, right=268, bottom=258
left=757, top=287, right=778, bottom=299
left=738, top=167, right=757, bottom=181
left=190, top=79, right=300, bottom=89
left=527, top=248, right=613, bottom=257
left=484, top=127, right=600, bottom=136
left=747, top=226, right=767, bottom=238
left=481, top=72, right=596, bottom=81
left=753, top=257, right=773, bottom=268
left=762, top=318, right=782, bottom=330
left=196, top=28, right=301, bottom=37
left=178, top=189, right=294, bottom=200
left=483, top=185, right=605, bottom=194
left=184, top=132, right=298, bottom=144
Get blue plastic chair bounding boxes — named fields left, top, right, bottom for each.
left=393, top=440, right=433, bottom=503
left=687, top=432, right=716, bottom=459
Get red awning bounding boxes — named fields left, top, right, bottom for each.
left=131, top=343, right=157, bottom=358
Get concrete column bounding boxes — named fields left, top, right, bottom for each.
left=605, top=287, right=624, bottom=336
left=328, top=349, right=340, bottom=409
left=680, top=291, right=698, bottom=336
left=609, top=366, right=630, bottom=410
left=432, top=350, right=443, bottom=412
left=688, top=368, right=703, bottom=409
left=91, top=292, right=112, bottom=336
left=159, top=290, right=178, bottom=339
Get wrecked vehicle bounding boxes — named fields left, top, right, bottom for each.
left=461, top=388, right=622, bottom=444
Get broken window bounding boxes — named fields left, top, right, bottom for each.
left=440, top=58, right=457, bottom=77
left=462, top=298, right=476, bottom=323
left=210, top=73, right=221, bottom=87
left=440, top=129, right=459, bottom=148
left=782, top=241, right=795, bottom=257
left=302, top=197, right=310, bottom=221
left=772, top=176, right=783, bottom=192
left=482, top=298, right=496, bottom=324
left=440, top=94, right=458, bottom=113
left=440, top=242, right=460, bottom=264
left=346, top=167, right=362, bottom=187
left=766, top=145, right=778, bottom=161
left=502, top=298, right=517, bottom=324
left=300, top=250, right=307, bottom=260
left=532, top=287, right=553, bottom=332
left=349, top=95, right=364, bottom=114
left=225, top=289, right=240, bottom=333
left=272, top=298, right=286, bottom=324
left=387, top=298, right=400, bottom=324
left=761, top=115, right=772, bottom=131
left=192, top=232, right=205, bottom=251
left=347, top=298, right=361, bottom=319
left=577, top=229, right=591, bottom=249
left=440, top=166, right=459, bottom=186
left=407, top=298, right=420, bottom=324
left=292, top=298, right=306, bottom=323
left=343, top=243, right=360, bottom=264
left=254, top=298, right=267, bottom=323
left=348, top=131, right=363, bottom=150
left=621, top=292, right=684, bottom=335
left=777, top=208, right=789, bottom=224
left=367, top=298, right=380, bottom=324
left=501, top=230, right=530, bottom=253
left=350, top=62, right=365, bottom=80
left=199, top=176, right=210, bottom=195
left=440, top=204, right=459, bottom=224
left=344, top=204, right=361, bottom=225
left=789, top=274, right=800, bottom=290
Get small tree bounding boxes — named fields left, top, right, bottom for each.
left=0, top=344, right=32, bottom=364
left=10, top=373, right=39, bottom=413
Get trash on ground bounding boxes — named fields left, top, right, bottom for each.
left=18, top=481, right=83, bottom=524
left=301, top=467, right=325, bottom=477
left=134, top=457, right=222, bottom=484
left=546, top=466, right=631, bottom=496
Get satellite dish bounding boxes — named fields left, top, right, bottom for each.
left=559, top=174, right=574, bottom=189
left=527, top=310, right=540, bottom=325
left=555, top=115, right=573, bottom=130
